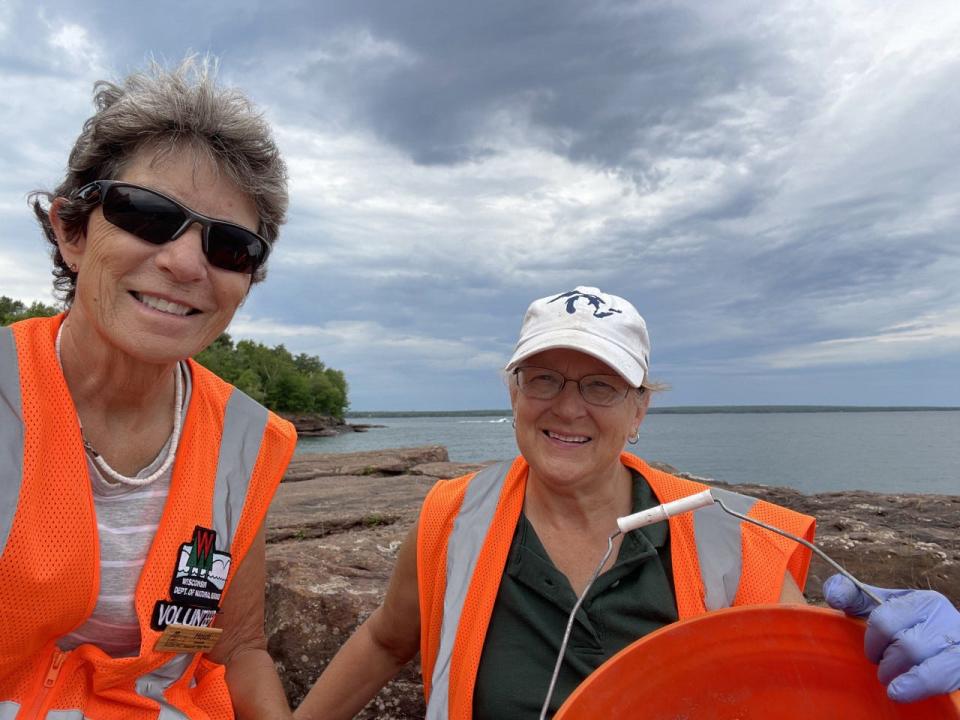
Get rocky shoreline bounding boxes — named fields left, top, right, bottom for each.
left=265, top=446, right=959, bottom=718
left=279, top=412, right=383, bottom=437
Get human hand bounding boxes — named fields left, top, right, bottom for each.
left=823, top=574, right=960, bottom=702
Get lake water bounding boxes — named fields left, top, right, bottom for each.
left=296, top=410, right=960, bottom=495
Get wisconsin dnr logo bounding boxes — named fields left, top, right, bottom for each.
left=184, top=526, right=219, bottom=576
left=172, top=526, right=231, bottom=603
left=151, top=526, right=232, bottom=631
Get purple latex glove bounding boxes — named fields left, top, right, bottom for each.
left=823, top=574, right=960, bottom=703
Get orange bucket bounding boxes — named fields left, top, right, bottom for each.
left=554, top=605, right=960, bottom=720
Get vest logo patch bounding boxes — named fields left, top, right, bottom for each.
left=151, top=526, right=232, bottom=632
left=169, top=525, right=231, bottom=609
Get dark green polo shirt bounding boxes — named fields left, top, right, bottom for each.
left=472, top=470, right=678, bottom=720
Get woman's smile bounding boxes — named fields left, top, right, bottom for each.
left=130, top=290, right=200, bottom=317
left=543, top=429, right=591, bottom=446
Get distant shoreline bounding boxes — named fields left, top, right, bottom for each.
left=347, top=405, right=960, bottom=418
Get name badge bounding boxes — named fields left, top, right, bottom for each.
left=155, top=624, right=223, bottom=653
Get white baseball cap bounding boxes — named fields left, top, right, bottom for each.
left=505, top=286, right=650, bottom=387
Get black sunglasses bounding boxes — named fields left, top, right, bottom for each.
left=75, top=180, right=271, bottom=274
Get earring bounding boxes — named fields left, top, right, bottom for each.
left=69, top=263, right=78, bottom=272
left=511, top=417, right=516, bottom=429
left=627, top=429, right=640, bottom=445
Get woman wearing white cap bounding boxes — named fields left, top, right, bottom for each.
left=295, top=287, right=959, bottom=719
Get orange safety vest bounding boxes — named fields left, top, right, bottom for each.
left=0, top=315, right=296, bottom=719
left=417, top=454, right=816, bottom=720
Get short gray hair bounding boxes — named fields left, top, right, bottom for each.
left=31, top=56, right=288, bottom=303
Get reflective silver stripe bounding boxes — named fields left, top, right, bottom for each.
left=694, top=487, right=757, bottom=610
left=0, top=701, right=19, bottom=719
left=135, top=653, right=193, bottom=719
left=425, top=462, right=512, bottom=720
left=0, top=326, right=24, bottom=557
left=212, top=388, right=268, bottom=551
left=45, top=711, right=85, bottom=719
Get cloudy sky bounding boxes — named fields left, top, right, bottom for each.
left=2, top=0, right=959, bottom=410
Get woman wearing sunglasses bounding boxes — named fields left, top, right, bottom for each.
left=296, top=287, right=960, bottom=719
left=0, top=60, right=295, bottom=719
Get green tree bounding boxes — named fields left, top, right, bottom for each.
left=294, top=352, right=325, bottom=374
left=194, top=333, right=240, bottom=383
left=195, top=334, right=348, bottom=417
left=233, top=368, right=266, bottom=404
left=0, top=296, right=59, bottom=325
left=320, top=368, right=349, bottom=416
left=269, top=366, right=313, bottom=411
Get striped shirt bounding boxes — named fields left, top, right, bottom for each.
left=57, top=364, right=191, bottom=658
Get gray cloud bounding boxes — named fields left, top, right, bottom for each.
left=247, top=0, right=816, bottom=173
left=2, top=0, right=959, bottom=408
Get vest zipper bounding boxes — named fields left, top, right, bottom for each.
left=20, top=647, right=68, bottom=719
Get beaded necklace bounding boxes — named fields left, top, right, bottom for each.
left=55, top=323, right=184, bottom=486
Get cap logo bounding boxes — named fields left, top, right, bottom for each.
left=548, top=290, right=623, bottom=319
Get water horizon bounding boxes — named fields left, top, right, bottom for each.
left=301, top=408, right=960, bottom=497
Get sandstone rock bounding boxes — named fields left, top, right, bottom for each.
left=269, top=447, right=447, bottom=716
left=267, top=523, right=423, bottom=719
left=267, top=473, right=434, bottom=543
left=284, top=446, right=449, bottom=483
left=281, top=413, right=347, bottom=437
left=267, top=447, right=959, bottom=718
left=280, top=413, right=387, bottom=437
left=409, top=460, right=487, bottom=479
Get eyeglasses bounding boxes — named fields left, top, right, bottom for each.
left=513, top=366, right=641, bottom=407
left=75, top=180, right=271, bottom=274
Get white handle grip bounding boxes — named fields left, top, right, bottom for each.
left=617, top=489, right=715, bottom=533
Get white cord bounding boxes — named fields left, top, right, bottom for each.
left=539, top=530, right=621, bottom=720
left=55, top=323, right=184, bottom=486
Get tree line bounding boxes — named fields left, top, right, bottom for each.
left=0, top=295, right=348, bottom=418
left=195, top=334, right=348, bottom=418
left=0, top=296, right=59, bottom=324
